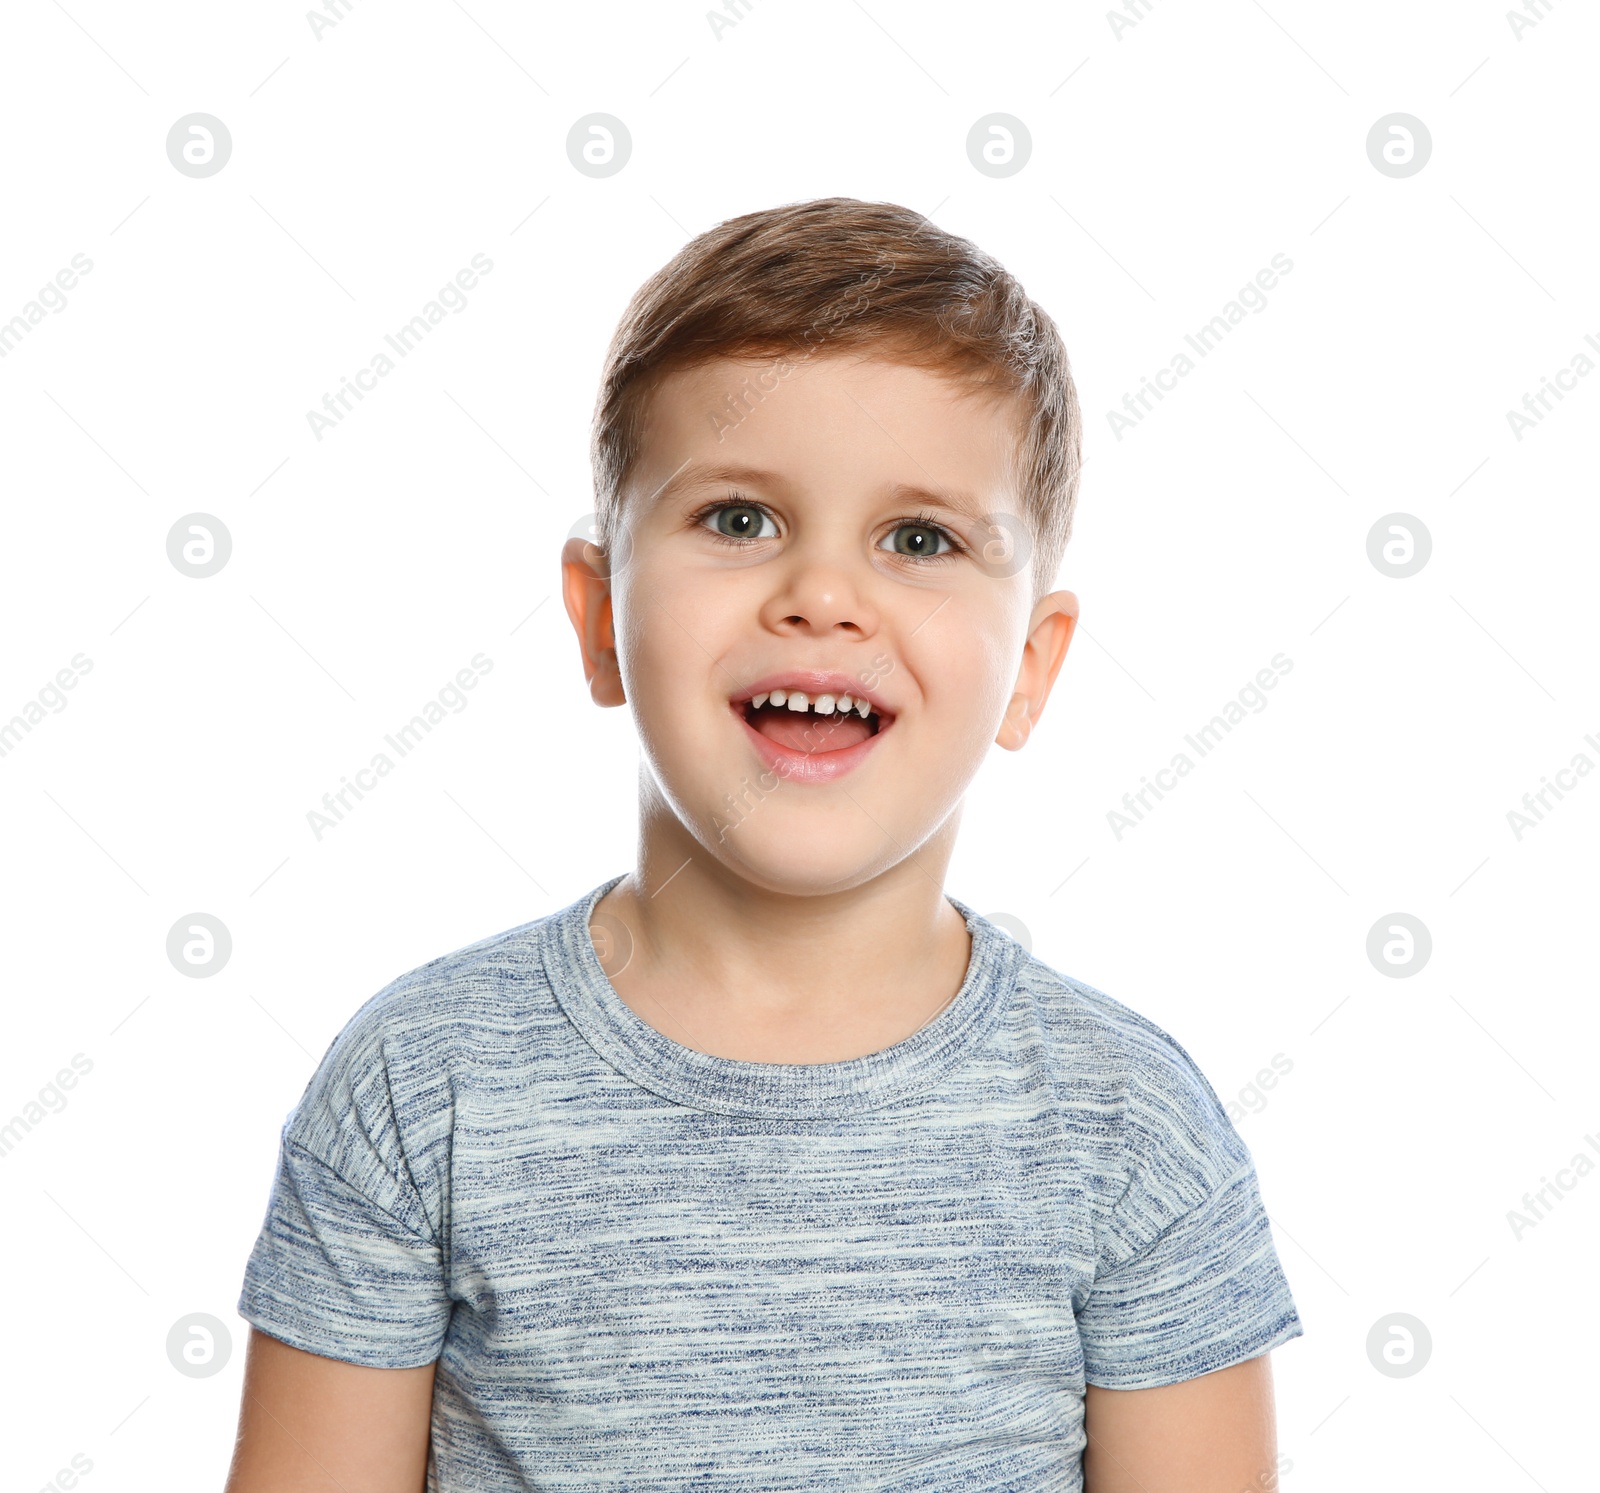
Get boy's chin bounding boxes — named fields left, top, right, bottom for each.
left=700, top=831, right=901, bottom=900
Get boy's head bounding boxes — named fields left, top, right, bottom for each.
left=563, top=197, right=1082, bottom=896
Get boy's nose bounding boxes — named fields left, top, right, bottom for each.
left=758, top=557, right=880, bottom=638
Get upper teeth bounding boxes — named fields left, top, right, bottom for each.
left=751, top=689, right=871, bottom=717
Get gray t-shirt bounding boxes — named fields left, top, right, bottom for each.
left=239, top=875, right=1303, bottom=1491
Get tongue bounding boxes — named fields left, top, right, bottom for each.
left=751, top=704, right=873, bottom=753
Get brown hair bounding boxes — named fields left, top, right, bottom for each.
left=589, top=196, right=1082, bottom=602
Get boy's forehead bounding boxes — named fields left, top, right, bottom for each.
left=636, top=352, right=1025, bottom=505
left=656, top=349, right=994, bottom=411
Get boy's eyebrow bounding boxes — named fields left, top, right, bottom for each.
left=882, top=480, right=991, bottom=526
left=652, top=462, right=991, bottom=525
left=651, top=462, right=787, bottom=505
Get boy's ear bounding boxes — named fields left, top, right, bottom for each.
left=560, top=536, right=627, bottom=708
left=996, top=589, right=1079, bottom=751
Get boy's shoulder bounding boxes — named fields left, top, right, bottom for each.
left=1013, top=944, right=1225, bottom=1086
left=1006, top=945, right=1243, bottom=1166
left=1015, top=945, right=1192, bottom=1048
left=294, top=899, right=574, bottom=1106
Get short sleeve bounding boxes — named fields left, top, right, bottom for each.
left=237, top=1002, right=452, bottom=1369
left=1075, top=1026, right=1304, bottom=1389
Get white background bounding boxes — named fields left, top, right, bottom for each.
left=1, top=0, right=1596, bottom=1487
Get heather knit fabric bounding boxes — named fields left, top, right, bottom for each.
left=239, top=874, right=1302, bottom=1491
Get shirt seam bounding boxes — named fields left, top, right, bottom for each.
left=281, top=1131, right=441, bottom=1248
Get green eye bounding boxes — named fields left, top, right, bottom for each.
left=694, top=499, right=780, bottom=544
left=714, top=505, right=768, bottom=538
left=881, top=521, right=953, bottom=557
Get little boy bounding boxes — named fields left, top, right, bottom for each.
left=227, top=198, right=1302, bottom=1492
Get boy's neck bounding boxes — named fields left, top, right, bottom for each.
left=589, top=818, right=972, bottom=1066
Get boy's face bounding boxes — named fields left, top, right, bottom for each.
left=563, top=350, right=1077, bottom=897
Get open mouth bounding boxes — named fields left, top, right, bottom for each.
left=727, top=678, right=898, bottom=774
left=738, top=693, right=886, bottom=755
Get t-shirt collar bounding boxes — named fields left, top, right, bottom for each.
left=543, top=874, right=1020, bottom=1118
